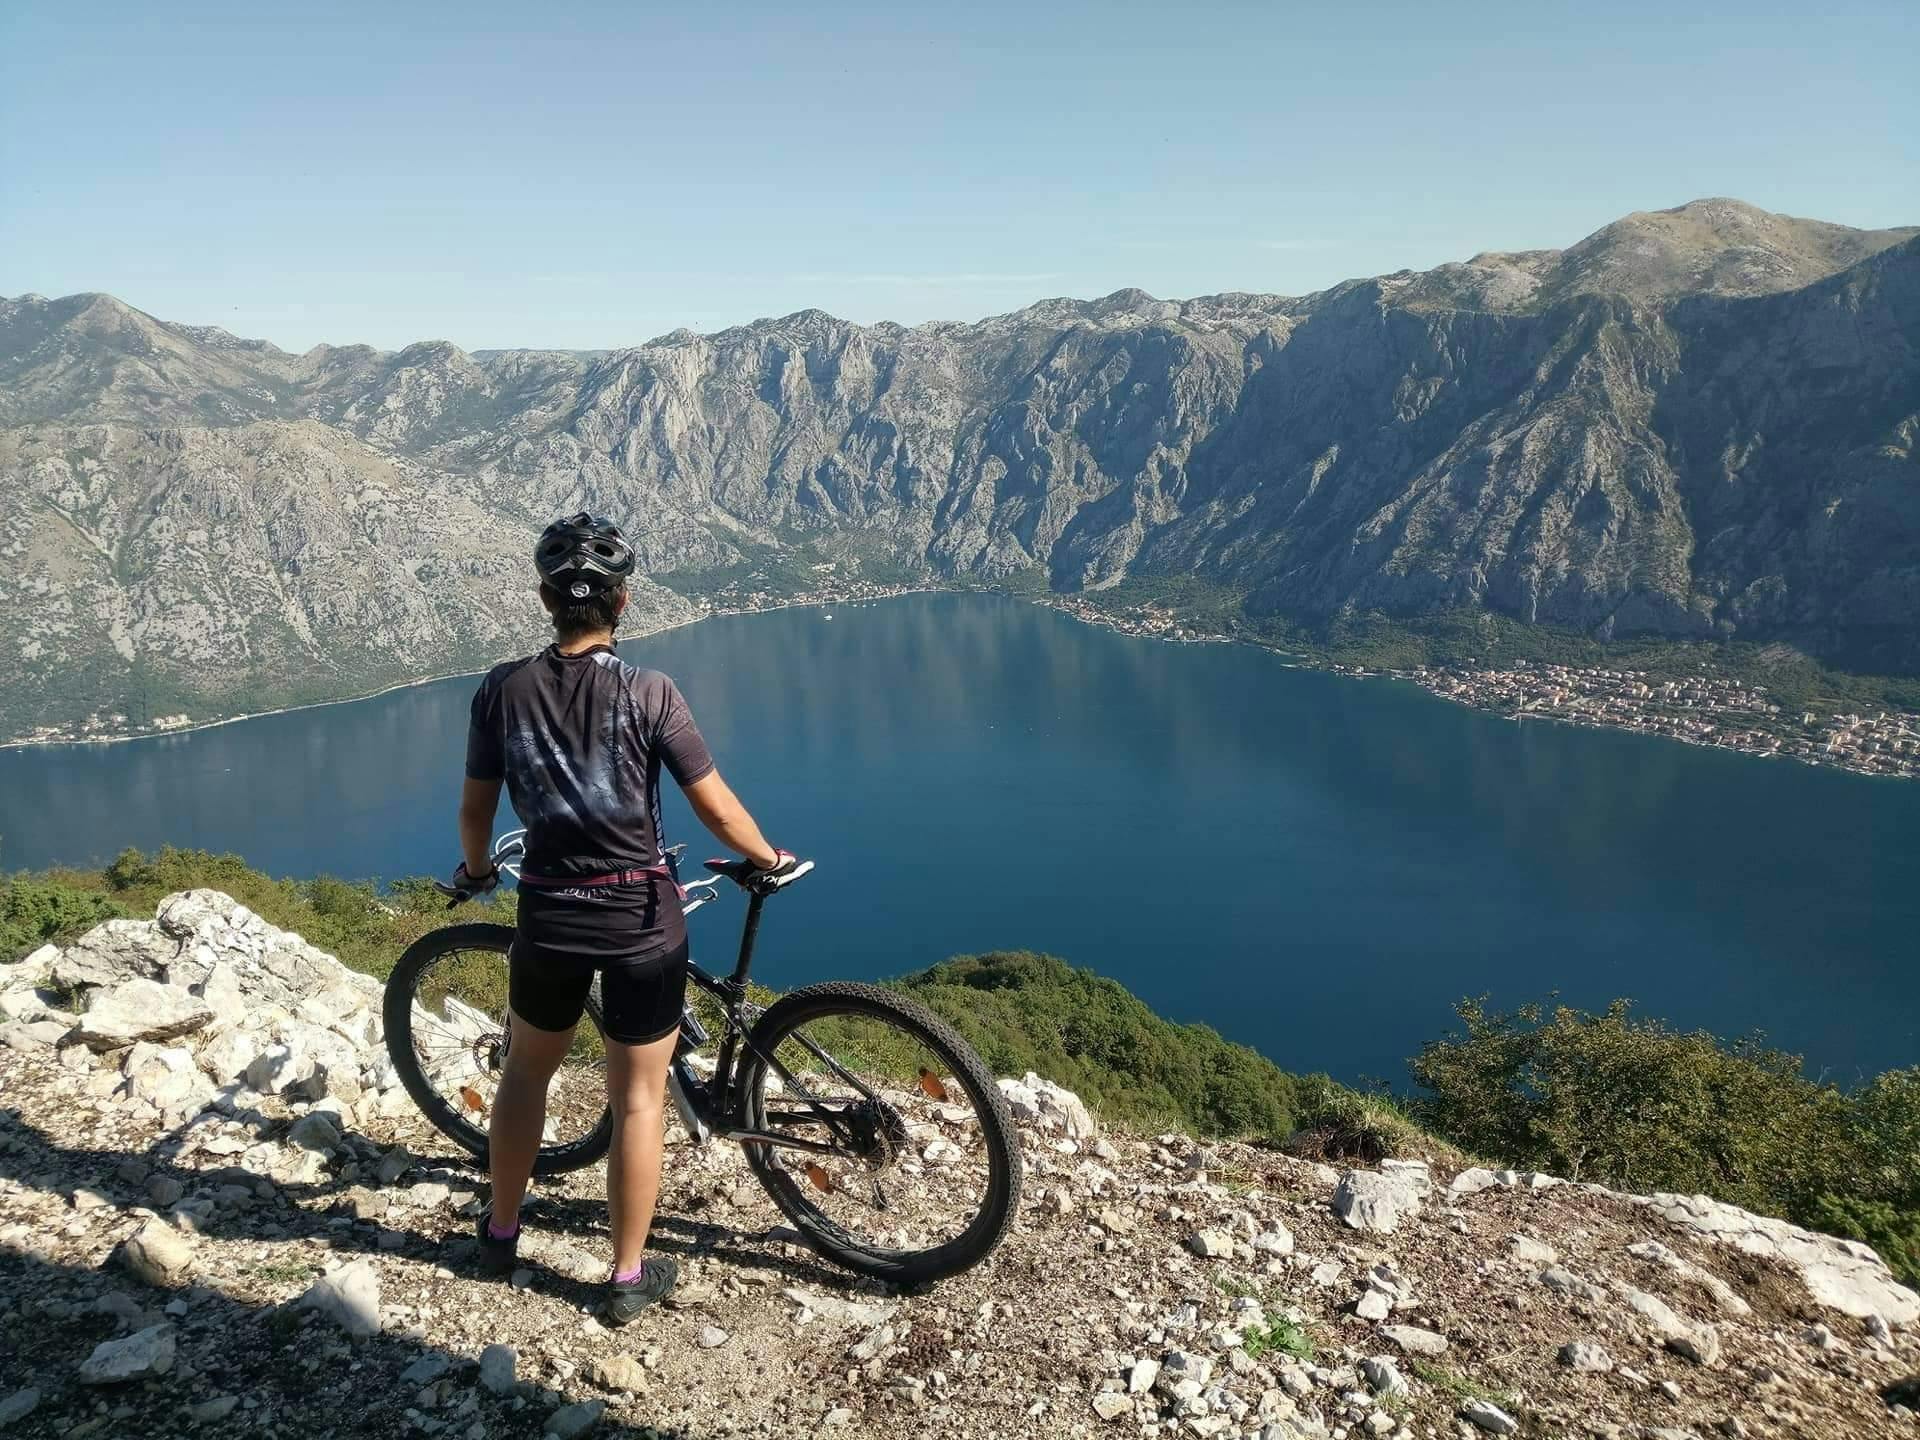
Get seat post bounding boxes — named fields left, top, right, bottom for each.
left=731, top=891, right=767, bottom=984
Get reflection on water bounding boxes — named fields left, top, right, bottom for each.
left=4, top=593, right=1916, bottom=1085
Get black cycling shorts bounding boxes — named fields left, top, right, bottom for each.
left=508, top=934, right=690, bottom=1047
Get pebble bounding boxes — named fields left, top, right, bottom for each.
left=299, top=1261, right=382, bottom=1338
left=123, top=1216, right=196, bottom=1288
left=698, top=1325, right=729, bottom=1349
left=188, top=1395, right=240, bottom=1422
left=479, top=1343, right=518, bottom=1395
left=1558, top=1341, right=1613, bottom=1373
left=543, top=1399, right=605, bottom=1439
left=78, top=1324, right=176, bottom=1384
left=586, top=1354, right=648, bottom=1392
left=0, top=1390, right=40, bottom=1427
left=1459, top=1398, right=1519, bottom=1434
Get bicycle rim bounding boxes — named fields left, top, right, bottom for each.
left=388, top=927, right=612, bottom=1171
left=740, top=983, right=1019, bottom=1283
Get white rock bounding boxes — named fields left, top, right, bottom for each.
left=287, top=1111, right=342, bottom=1153
left=1359, top=1356, right=1406, bottom=1396
left=1251, top=1225, right=1295, bottom=1256
left=121, top=1043, right=203, bottom=1107
left=299, top=1260, right=381, bottom=1337
left=479, top=1343, right=518, bottom=1394
left=1625, top=1238, right=1752, bottom=1317
left=1354, top=1290, right=1392, bottom=1321
left=698, top=1326, right=729, bottom=1349
left=197, top=1026, right=261, bottom=1084
left=544, top=1400, right=605, bottom=1439
left=1187, top=1229, right=1235, bottom=1259
left=1378, top=1325, right=1447, bottom=1357
left=246, top=1043, right=314, bottom=1095
left=1622, top=1288, right=1720, bottom=1365
left=1127, top=1358, right=1161, bottom=1394
left=1332, top=1169, right=1423, bottom=1234
left=193, top=963, right=250, bottom=1026
left=78, top=1324, right=175, bottom=1384
left=74, top=979, right=213, bottom=1050
left=1559, top=1341, right=1613, bottom=1372
left=122, top=1217, right=195, bottom=1288
left=1505, top=1234, right=1559, bottom=1266
left=1459, top=1398, right=1518, bottom=1434
left=1091, top=1391, right=1133, bottom=1421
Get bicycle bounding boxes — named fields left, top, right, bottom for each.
left=382, top=831, right=1022, bottom=1286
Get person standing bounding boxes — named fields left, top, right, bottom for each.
left=450, top=513, right=797, bottom=1323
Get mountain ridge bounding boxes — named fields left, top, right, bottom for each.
left=3, top=198, right=1917, bottom=740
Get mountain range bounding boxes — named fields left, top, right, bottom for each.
left=2, top=197, right=1917, bottom=741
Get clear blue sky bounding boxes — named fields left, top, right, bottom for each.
left=2, top=0, right=1914, bottom=352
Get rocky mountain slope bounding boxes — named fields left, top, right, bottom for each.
left=3, top=198, right=1917, bottom=740
left=1, top=893, right=1917, bottom=1438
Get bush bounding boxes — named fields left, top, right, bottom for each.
left=894, top=951, right=1308, bottom=1141
left=1408, top=997, right=1857, bottom=1214
left=0, top=876, right=129, bottom=961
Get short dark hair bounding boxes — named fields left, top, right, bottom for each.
left=541, top=581, right=627, bottom=641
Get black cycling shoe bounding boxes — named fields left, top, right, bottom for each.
left=604, top=1256, right=678, bottom=1326
left=474, top=1210, right=519, bottom=1278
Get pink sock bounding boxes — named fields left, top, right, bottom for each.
left=613, top=1261, right=645, bottom=1285
left=487, top=1216, right=519, bottom=1241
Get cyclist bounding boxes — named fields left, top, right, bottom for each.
left=449, top=512, right=797, bottom=1324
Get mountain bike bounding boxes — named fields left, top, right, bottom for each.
left=382, top=832, right=1022, bottom=1286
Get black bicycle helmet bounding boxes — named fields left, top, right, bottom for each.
left=534, top=512, right=636, bottom=599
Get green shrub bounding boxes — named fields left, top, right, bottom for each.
left=1408, top=997, right=1857, bottom=1213
left=893, top=951, right=1306, bottom=1141
left=0, top=876, right=129, bottom=960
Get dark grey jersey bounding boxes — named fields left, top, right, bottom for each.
left=465, top=645, right=715, bottom=879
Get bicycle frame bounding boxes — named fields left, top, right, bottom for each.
left=489, top=830, right=874, bottom=1162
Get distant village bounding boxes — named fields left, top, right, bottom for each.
left=1394, top=661, right=1920, bottom=780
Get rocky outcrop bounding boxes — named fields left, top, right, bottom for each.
left=4, top=199, right=1918, bottom=740
left=2, top=894, right=1918, bottom=1439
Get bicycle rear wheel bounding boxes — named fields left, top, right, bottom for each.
left=737, top=981, right=1021, bottom=1286
left=383, top=924, right=613, bottom=1175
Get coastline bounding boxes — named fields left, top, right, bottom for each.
left=7, top=585, right=1917, bottom=782
left=0, top=586, right=946, bottom=753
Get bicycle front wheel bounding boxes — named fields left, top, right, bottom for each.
left=737, top=982, right=1022, bottom=1287
left=383, top=924, right=613, bottom=1176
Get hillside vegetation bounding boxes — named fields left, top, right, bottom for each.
left=4, top=848, right=1916, bottom=1284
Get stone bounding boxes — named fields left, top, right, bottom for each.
left=1643, top=1189, right=1920, bottom=1324
left=544, top=1400, right=605, bottom=1439
left=0, top=1389, right=40, bottom=1427
left=1332, top=1169, right=1423, bottom=1234
left=122, top=1042, right=205, bottom=1108
left=1378, top=1325, right=1447, bottom=1357
left=1355, top=1290, right=1392, bottom=1321
left=1537, top=1265, right=1607, bottom=1303
left=1251, top=1225, right=1295, bottom=1256
left=1359, top=1357, right=1406, bottom=1396
left=374, top=1145, right=413, bottom=1186
left=1505, top=1234, right=1558, bottom=1266
left=122, top=1217, right=195, bottom=1288
left=399, top=1354, right=451, bottom=1385
left=1560, top=1341, right=1613, bottom=1372
left=1157, top=1351, right=1213, bottom=1389
left=287, top=1111, right=342, bottom=1153
left=1091, top=1391, right=1133, bottom=1421
left=587, top=1354, right=648, bottom=1392
left=1127, top=1358, right=1161, bottom=1394
left=189, top=1395, right=240, bottom=1422
left=698, top=1325, right=729, bottom=1349
left=146, top=1175, right=184, bottom=1208
left=1459, top=1399, right=1519, bottom=1434
left=197, top=1027, right=260, bottom=1084
left=194, top=963, right=250, bottom=1026
left=1187, top=1229, right=1235, bottom=1259
left=74, top=979, right=213, bottom=1050
left=299, top=1261, right=381, bottom=1337
left=246, top=1043, right=314, bottom=1095
left=1625, top=1239, right=1752, bottom=1317
left=479, top=1343, right=518, bottom=1394
left=1622, top=1288, right=1720, bottom=1365
left=0, top=1019, right=69, bottom=1050
left=78, top=1324, right=175, bottom=1384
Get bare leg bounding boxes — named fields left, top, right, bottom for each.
left=487, top=1008, right=577, bottom=1229
left=605, top=1028, right=678, bottom=1275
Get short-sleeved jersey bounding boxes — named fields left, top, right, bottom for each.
left=466, top=645, right=715, bottom=879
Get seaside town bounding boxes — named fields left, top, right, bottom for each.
left=1393, top=659, right=1920, bottom=780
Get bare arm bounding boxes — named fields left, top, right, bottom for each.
left=458, top=777, right=503, bottom=876
left=682, top=769, right=779, bottom=869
